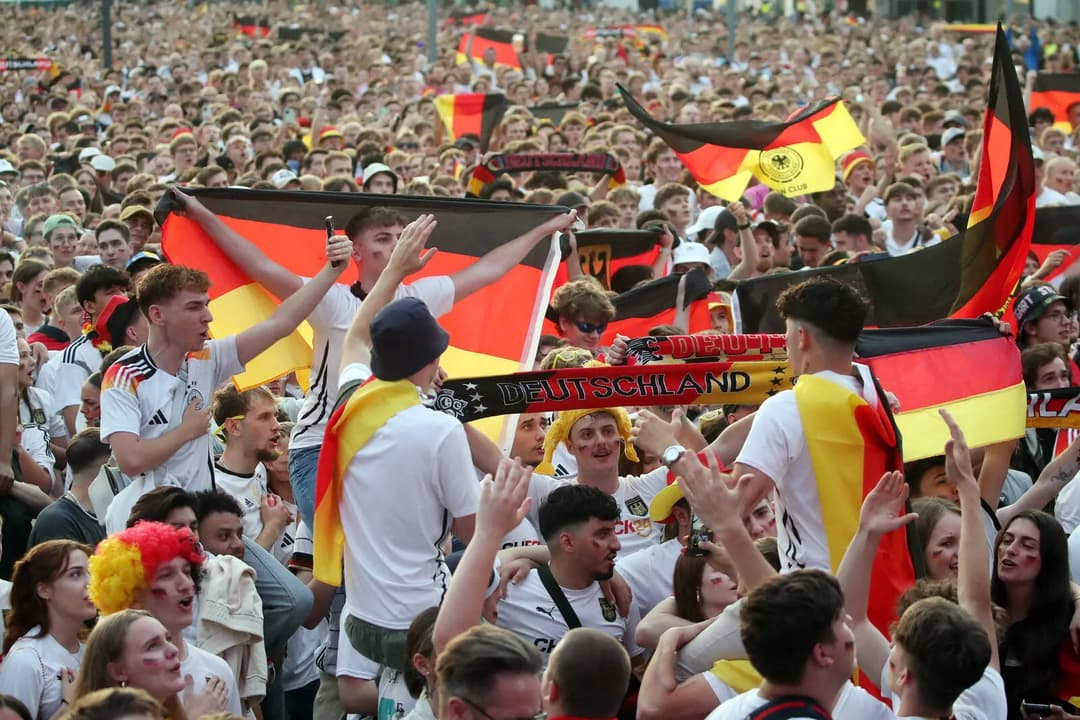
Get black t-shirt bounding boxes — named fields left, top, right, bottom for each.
left=28, top=495, right=106, bottom=548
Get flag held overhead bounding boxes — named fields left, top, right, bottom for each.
left=618, top=84, right=864, bottom=201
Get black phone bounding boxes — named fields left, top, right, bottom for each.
left=325, top=216, right=342, bottom=268
left=687, top=511, right=712, bottom=558
left=1021, top=702, right=1055, bottom=717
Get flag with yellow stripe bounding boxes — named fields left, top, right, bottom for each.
left=619, top=85, right=863, bottom=201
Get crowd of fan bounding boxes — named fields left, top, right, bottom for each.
left=0, top=2, right=1078, bottom=720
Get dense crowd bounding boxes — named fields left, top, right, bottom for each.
left=0, top=2, right=1079, bottom=720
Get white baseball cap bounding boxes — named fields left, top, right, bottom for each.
left=672, top=241, right=711, bottom=267
left=270, top=168, right=300, bottom=189
left=89, top=155, right=116, bottom=173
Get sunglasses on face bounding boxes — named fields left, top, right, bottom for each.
left=575, top=321, right=607, bottom=335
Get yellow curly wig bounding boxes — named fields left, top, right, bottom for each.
left=535, top=406, right=638, bottom=475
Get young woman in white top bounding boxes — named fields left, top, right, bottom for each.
left=0, top=540, right=97, bottom=720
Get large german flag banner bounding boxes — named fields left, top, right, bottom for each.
left=434, top=93, right=508, bottom=153
left=619, top=86, right=863, bottom=201
left=1030, top=73, right=1080, bottom=132
left=456, top=28, right=522, bottom=70
left=157, top=189, right=566, bottom=438
left=446, top=9, right=490, bottom=26
left=551, top=228, right=663, bottom=292
left=737, top=27, right=1034, bottom=333
left=855, top=319, right=1026, bottom=461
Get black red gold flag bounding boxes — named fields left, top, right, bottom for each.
left=155, top=188, right=566, bottom=438
left=550, top=228, right=663, bottom=292
left=447, top=9, right=490, bottom=26
left=606, top=269, right=713, bottom=343
left=1012, top=206, right=1080, bottom=284
left=619, top=85, right=863, bottom=200
left=0, top=58, right=56, bottom=73
left=737, top=26, right=1034, bottom=333
left=233, top=15, right=270, bottom=37
left=856, top=319, right=1025, bottom=461
left=456, top=28, right=522, bottom=70
left=1030, top=73, right=1080, bottom=132
left=1028, top=387, right=1080, bottom=429
left=433, top=93, right=508, bottom=152
left=529, top=103, right=579, bottom=127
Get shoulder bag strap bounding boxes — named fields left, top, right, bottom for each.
left=536, top=565, right=582, bottom=629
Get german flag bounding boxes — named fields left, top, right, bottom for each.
left=551, top=228, right=664, bottom=292
left=736, top=26, right=1034, bottom=333
left=446, top=9, right=490, bottom=26
left=605, top=269, right=713, bottom=343
left=232, top=15, right=270, bottom=37
left=433, top=93, right=508, bottom=153
left=949, top=25, right=1036, bottom=319
left=529, top=103, right=579, bottom=127
left=1025, top=206, right=1080, bottom=284
left=1030, top=73, right=1080, bottom=132
left=456, top=28, right=522, bottom=70
left=619, top=85, right=863, bottom=201
left=156, top=189, right=566, bottom=438
left=855, top=319, right=1026, bottom=461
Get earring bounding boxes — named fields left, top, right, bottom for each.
left=120, top=680, right=127, bottom=688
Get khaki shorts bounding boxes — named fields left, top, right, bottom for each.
left=343, top=614, right=408, bottom=672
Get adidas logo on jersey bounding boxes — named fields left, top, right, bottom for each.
left=149, top=410, right=169, bottom=425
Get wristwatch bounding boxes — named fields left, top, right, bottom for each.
left=662, top=444, right=687, bottom=468
left=737, top=222, right=751, bottom=230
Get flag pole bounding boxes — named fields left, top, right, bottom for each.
left=102, top=0, right=112, bottom=69
left=427, top=0, right=438, bottom=63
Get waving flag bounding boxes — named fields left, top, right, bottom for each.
left=157, top=189, right=565, bottom=438
left=456, top=29, right=522, bottom=70
left=1030, top=73, right=1080, bottom=132
left=605, top=269, right=713, bottom=343
left=737, top=26, right=1034, bottom=332
left=434, top=93, right=508, bottom=152
left=620, top=85, right=863, bottom=201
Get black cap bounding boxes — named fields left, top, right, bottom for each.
left=370, top=297, right=450, bottom=381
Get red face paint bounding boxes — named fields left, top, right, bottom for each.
left=150, top=587, right=167, bottom=597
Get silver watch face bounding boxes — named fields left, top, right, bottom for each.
left=664, top=447, right=682, bottom=465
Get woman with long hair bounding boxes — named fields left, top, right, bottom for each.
left=991, top=510, right=1080, bottom=718
left=0, top=540, right=96, bottom=720
left=8, top=259, right=49, bottom=332
left=71, top=610, right=187, bottom=720
left=912, top=496, right=962, bottom=581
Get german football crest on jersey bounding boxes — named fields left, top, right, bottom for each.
left=599, top=597, right=617, bottom=622
left=625, top=495, right=648, bottom=516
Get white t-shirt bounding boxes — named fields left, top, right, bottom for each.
left=100, top=337, right=243, bottom=491
left=737, top=365, right=879, bottom=573
left=1036, top=187, right=1080, bottom=208
left=180, top=643, right=244, bottom=716
left=883, top=665, right=1006, bottom=720
left=527, top=467, right=669, bottom=560
left=0, top=628, right=83, bottom=720
left=33, top=351, right=61, bottom=402
left=54, top=332, right=104, bottom=411
left=289, top=277, right=454, bottom=452
left=0, top=310, right=17, bottom=365
left=494, top=565, right=643, bottom=663
left=615, top=538, right=683, bottom=616
left=1055, top=471, right=1080, bottom=535
left=706, top=681, right=894, bottom=720
left=19, top=386, right=66, bottom=474
left=338, top=362, right=479, bottom=630
left=214, top=462, right=270, bottom=541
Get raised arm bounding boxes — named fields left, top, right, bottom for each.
left=340, top=214, right=438, bottom=370
left=171, top=188, right=302, bottom=300
left=450, top=210, right=576, bottom=301
left=235, top=232, right=352, bottom=367
left=674, top=450, right=777, bottom=593
left=432, top=458, right=532, bottom=654
left=837, top=470, right=918, bottom=685
left=943, top=410, right=1000, bottom=672
left=998, top=434, right=1080, bottom=527
left=725, top=202, right=759, bottom=281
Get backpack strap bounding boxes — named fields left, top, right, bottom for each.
left=747, top=695, right=832, bottom=720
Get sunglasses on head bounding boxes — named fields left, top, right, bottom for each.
left=575, top=321, right=607, bottom=335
